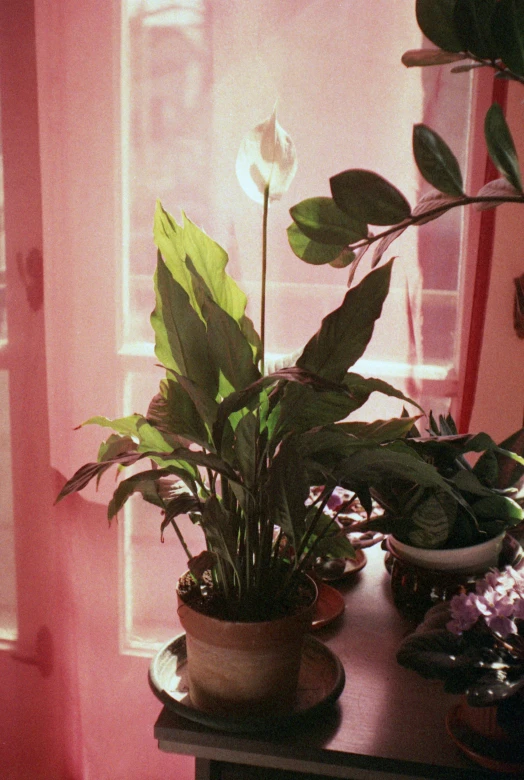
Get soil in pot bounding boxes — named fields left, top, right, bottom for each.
left=177, top=572, right=318, bottom=717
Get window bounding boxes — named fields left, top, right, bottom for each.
left=119, top=1, right=476, bottom=653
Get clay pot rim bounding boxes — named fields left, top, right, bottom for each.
left=176, top=571, right=318, bottom=629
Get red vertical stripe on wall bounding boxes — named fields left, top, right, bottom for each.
left=458, top=76, right=508, bottom=433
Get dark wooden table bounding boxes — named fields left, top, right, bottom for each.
left=153, top=545, right=518, bottom=779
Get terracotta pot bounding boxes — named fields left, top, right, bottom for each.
left=177, top=577, right=317, bottom=717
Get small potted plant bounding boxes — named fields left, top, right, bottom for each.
left=397, top=567, right=524, bottom=770
left=339, top=413, right=524, bottom=619
left=56, top=111, right=434, bottom=719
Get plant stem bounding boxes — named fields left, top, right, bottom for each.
left=261, top=184, right=270, bottom=374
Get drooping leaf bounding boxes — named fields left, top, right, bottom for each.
left=289, top=197, right=368, bottom=245
left=330, top=170, right=411, bottom=226
left=297, top=260, right=393, bottom=382
left=413, top=124, right=464, bottom=196
left=235, top=106, right=298, bottom=203
left=494, top=427, right=524, bottom=489
left=287, top=222, right=347, bottom=265
left=402, top=48, right=467, bottom=67
left=147, top=381, right=210, bottom=449
left=484, top=103, right=523, bottom=193
left=416, top=0, right=464, bottom=52
left=55, top=451, right=146, bottom=503
left=397, top=629, right=468, bottom=679
left=493, top=0, right=524, bottom=77
left=453, top=0, right=499, bottom=60
left=107, top=469, right=174, bottom=519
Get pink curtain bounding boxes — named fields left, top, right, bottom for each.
left=0, top=2, right=484, bottom=778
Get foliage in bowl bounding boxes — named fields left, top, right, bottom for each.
left=351, top=414, right=524, bottom=550
left=397, top=566, right=524, bottom=738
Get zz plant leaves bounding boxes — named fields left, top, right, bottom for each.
left=413, top=124, right=464, bottom=196
left=287, top=221, right=348, bottom=265
left=493, top=0, right=524, bottom=78
left=453, top=0, right=499, bottom=60
left=484, top=102, right=523, bottom=193
left=330, top=170, right=411, bottom=226
left=416, top=0, right=464, bottom=53
left=289, top=197, right=368, bottom=245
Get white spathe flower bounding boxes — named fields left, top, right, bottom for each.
left=236, top=107, right=298, bottom=204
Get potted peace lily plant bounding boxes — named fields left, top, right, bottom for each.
left=56, top=110, right=440, bottom=719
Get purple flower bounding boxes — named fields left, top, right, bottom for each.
left=447, top=592, right=481, bottom=634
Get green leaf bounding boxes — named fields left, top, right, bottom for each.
left=154, top=203, right=247, bottom=324
left=147, top=381, right=210, bottom=449
left=453, top=0, right=499, bottom=59
left=330, top=170, right=411, bottom=226
left=201, top=294, right=261, bottom=392
left=107, top=469, right=172, bottom=519
left=337, top=416, right=423, bottom=443
left=413, top=124, right=464, bottom=196
left=402, top=48, right=467, bottom=67
left=472, top=494, right=524, bottom=522
left=493, top=0, right=524, bottom=77
left=406, top=490, right=458, bottom=548
left=484, top=103, right=523, bottom=193
left=287, top=222, right=347, bottom=265
left=152, top=255, right=219, bottom=396
left=416, top=0, right=464, bottom=52
left=267, top=441, right=310, bottom=552
left=289, top=197, right=368, bottom=245
left=172, top=372, right=219, bottom=432
left=200, top=496, right=239, bottom=576
left=297, top=261, right=393, bottom=382
left=232, top=412, right=259, bottom=487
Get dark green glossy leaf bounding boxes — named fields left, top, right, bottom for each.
left=147, top=383, right=210, bottom=449
left=172, top=372, right=219, bottom=432
left=55, top=450, right=146, bottom=503
left=200, top=294, right=261, bottom=392
left=232, top=411, right=258, bottom=487
left=416, top=0, right=464, bottom=52
left=413, top=124, right=464, bottom=196
left=453, top=0, right=499, bottom=59
left=200, top=496, right=239, bottom=575
left=297, top=261, right=393, bottom=382
left=330, top=170, right=411, bottom=226
left=107, top=469, right=173, bottom=519
left=472, top=494, right=524, bottom=522
left=402, top=48, right=467, bottom=67
left=484, top=103, right=523, bottom=192
left=287, top=222, right=346, bottom=265
left=267, top=441, right=310, bottom=552
left=493, top=0, right=524, bottom=77
left=152, top=254, right=219, bottom=396
left=289, top=197, right=368, bottom=245
left=337, top=416, right=422, bottom=443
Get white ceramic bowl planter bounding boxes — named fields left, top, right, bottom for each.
left=389, top=532, right=506, bottom=575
